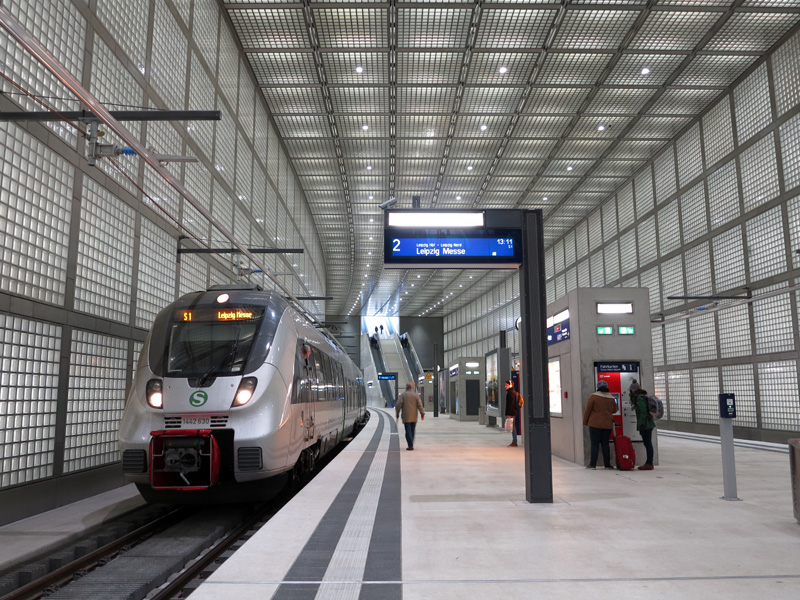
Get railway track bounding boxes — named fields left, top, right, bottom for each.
left=0, top=425, right=364, bottom=600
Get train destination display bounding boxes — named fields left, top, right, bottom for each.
left=384, top=228, right=522, bottom=268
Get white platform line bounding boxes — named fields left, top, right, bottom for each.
left=314, top=414, right=392, bottom=600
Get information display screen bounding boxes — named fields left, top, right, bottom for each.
left=173, top=307, right=263, bottom=322
left=384, top=228, right=522, bottom=268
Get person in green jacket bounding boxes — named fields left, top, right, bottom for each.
left=631, top=388, right=655, bottom=470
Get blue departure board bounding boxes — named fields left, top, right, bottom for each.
left=384, top=229, right=522, bottom=268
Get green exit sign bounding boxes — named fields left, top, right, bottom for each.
left=596, top=326, right=613, bottom=335
left=619, top=326, right=635, bottom=335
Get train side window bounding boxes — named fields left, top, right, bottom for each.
left=294, top=341, right=311, bottom=404
left=313, top=348, right=326, bottom=403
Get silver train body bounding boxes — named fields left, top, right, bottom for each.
left=119, top=284, right=367, bottom=502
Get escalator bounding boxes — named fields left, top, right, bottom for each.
left=369, top=334, right=395, bottom=407
left=400, top=333, right=423, bottom=384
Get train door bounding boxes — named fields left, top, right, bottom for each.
left=337, top=362, right=346, bottom=438
left=304, top=346, right=317, bottom=441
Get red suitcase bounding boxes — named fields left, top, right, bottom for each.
left=614, top=433, right=635, bottom=471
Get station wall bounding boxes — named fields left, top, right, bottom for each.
left=0, top=0, right=326, bottom=514
left=443, top=27, right=800, bottom=444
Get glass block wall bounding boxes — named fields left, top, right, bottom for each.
left=0, top=0, right=326, bottom=495
left=443, top=28, right=800, bottom=442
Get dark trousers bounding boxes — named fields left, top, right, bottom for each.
left=403, top=422, right=417, bottom=448
left=640, top=427, right=654, bottom=465
left=589, top=427, right=611, bottom=467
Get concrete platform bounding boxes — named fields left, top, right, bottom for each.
left=187, top=407, right=800, bottom=599
left=0, top=484, right=144, bottom=571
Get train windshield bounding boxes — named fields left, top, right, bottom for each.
left=166, top=307, right=265, bottom=378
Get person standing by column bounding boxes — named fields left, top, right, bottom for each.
left=631, top=387, right=656, bottom=470
left=396, top=383, right=424, bottom=450
left=504, top=380, right=522, bottom=447
left=582, top=380, right=616, bottom=469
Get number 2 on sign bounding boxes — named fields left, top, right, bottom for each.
left=393, top=239, right=400, bottom=252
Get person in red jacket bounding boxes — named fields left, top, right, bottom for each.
left=582, top=380, right=617, bottom=469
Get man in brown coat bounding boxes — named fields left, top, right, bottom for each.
left=582, top=380, right=617, bottom=469
left=396, top=383, right=425, bottom=450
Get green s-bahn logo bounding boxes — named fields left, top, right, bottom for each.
left=189, top=391, right=208, bottom=407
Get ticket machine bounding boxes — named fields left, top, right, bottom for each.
left=544, top=287, right=657, bottom=467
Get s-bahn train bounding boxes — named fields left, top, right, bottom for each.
left=119, top=284, right=368, bottom=503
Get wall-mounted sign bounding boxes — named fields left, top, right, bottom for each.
left=547, top=318, right=570, bottom=345
left=595, top=362, right=639, bottom=373
left=378, top=374, right=397, bottom=381
left=596, top=326, right=613, bottom=335
left=449, top=366, right=459, bottom=377
left=618, top=326, right=635, bottom=335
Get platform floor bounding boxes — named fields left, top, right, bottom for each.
left=0, top=484, right=144, bottom=571
left=2, top=409, right=798, bottom=598
left=186, top=407, right=800, bottom=599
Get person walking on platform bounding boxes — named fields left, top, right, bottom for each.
left=396, top=383, right=424, bottom=450
left=504, top=380, right=522, bottom=447
left=379, top=324, right=384, bottom=337
left=582, top=381, right=616, bottom=469
left=631, top=387, right=656, bottom=470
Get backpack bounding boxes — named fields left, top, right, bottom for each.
left=517, top=391, right=524, bottom=408
left=647, top=395, right=664, bottom=420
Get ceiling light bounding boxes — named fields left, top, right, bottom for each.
left=467, top=165, right=473, bottom=171
left=641, top=67, right=650, bottom=75
left=369, top=218, right=373, bottom=223
left=368, top=251, right=372, bottom=255
left=362, top=124, right=369, bottom=131
left=417, top=275, right=421, bottom=278
left=369, top=236, right=373, bottom=240
left=456, top=195, right=462, bottom=201
left=566, top=165, right=573, bottom=171
left=543, top=196, right=548, bottom=201
left=366, top=165, right=372, bottom=170
left=411, top=284, right=414, bottom=287
left=369, top=195, right=374, bottom=200
left=498, top=66, right=508, bottom=74
left=480, top=124, right=488, bottom=131
left=597, top=125, right=606, bottom=132
left=459, top=285, right=462, bottom=288
left=356, top=66, right=363, bottom=74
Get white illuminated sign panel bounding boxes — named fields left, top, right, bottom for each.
left=597, top=303, right=633, bottom=314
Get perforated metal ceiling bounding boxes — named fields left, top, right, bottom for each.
left=224, top=0, right=800, bottom=318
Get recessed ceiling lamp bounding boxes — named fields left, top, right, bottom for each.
left=498, top=66, right=508, bottom=74
left=356, top=66, right=363, bottom=74
left=369, top=218, right=373, bottom=223
left=368, top=195, right=374, bottom=200
left=597, top=125, right=606, bottom=132
left=566, top=165, right=573, bottom=171
left=362, top=124, right=369, bottom=131
left=456, top=195, right=462, bottom=200
left=480, top=124, right=488, bottom=131
left=641, top=67, right=650, bottom=75
left=366, top=165, right=372, bottom=170
left=369, top=236, right=373, bottom=240
left=467, top=165, right=473, bottom=171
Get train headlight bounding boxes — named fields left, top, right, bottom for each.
left=146, top=379, right=163, bottom=409
left=233, top=377, right=258, bottom=407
